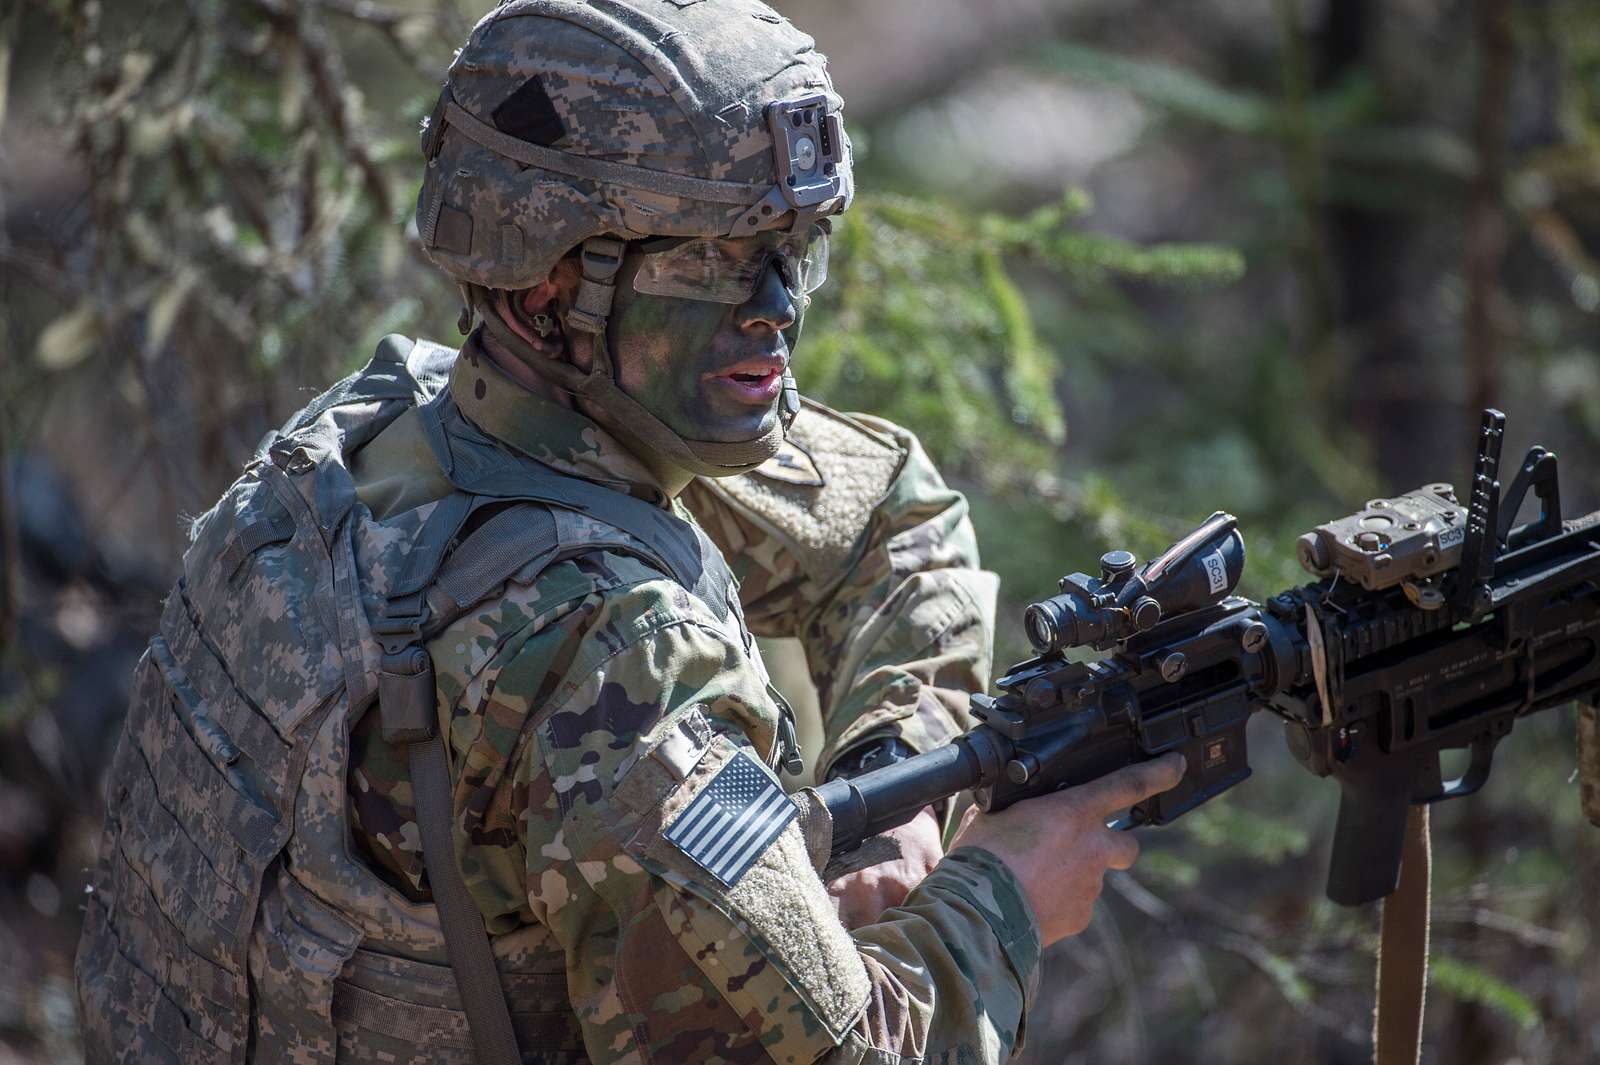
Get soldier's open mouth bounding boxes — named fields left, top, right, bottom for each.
left=709, top=359, right=786, bottom=403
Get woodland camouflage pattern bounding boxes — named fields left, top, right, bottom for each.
left=345, top=343, right=1038, bottom=1062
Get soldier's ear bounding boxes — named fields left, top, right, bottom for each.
left=514, top=256, right=582, bottom=318
left=548, top=254, right=584, bottom=311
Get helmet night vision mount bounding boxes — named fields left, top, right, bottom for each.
left=727, top=93, right=851, bottom=237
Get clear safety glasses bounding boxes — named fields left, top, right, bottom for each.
left=631, top=223, right=830, bottom=306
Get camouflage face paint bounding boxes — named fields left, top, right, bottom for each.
left=607, top=249, right=804, bottom=445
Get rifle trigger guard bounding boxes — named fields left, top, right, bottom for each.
left=1419, top=732, right=1501, bottom=803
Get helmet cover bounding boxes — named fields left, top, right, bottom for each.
left=416, top=0, right=855, bottom=291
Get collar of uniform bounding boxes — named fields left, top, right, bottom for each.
left=450, top=337, right=671, bottom=507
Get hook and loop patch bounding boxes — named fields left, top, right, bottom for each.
left=664, top=747, right=797, bottom=887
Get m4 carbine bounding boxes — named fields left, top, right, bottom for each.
left=815, top=410, right=1600, bottom=904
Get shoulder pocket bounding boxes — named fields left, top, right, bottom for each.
left=621, top=733, right=869, bottom=1061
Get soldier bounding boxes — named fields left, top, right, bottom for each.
left=76, top=1, right=1182, bottom=1063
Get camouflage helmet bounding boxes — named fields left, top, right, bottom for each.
left=415, top=0, right=854, bottom=293
left=413, top=0, right=853, bottom=479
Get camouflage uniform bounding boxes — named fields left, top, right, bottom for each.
left=78, top=1, right=1045, bottom=1061
left=344, top=339, right=1036, bottom=1062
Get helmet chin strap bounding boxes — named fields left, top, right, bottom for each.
left=468, top=237, right=799, bottom=481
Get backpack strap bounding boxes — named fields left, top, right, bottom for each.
left=416, top=388, right=735, bottom=621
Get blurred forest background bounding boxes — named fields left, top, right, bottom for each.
left=2, top=0, right=1599, bottom=1062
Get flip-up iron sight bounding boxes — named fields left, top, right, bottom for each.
left=1024, top=512, right=1247, bottom=654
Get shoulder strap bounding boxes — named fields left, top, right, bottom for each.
left=275, top=334, right=435, bottom=438
left=377, top=655, right=522, bottom=1065
left=422, top=504, right=561, bottom=636
left=418, top=500, right=724, bottom=639
left=373, top=565, right=522, bottom=1065
left=416, top=389, right=733, bottom=620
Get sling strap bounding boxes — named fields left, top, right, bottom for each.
left=1372, top=805, right=1431, bottom=1065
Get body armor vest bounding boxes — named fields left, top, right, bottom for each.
left=76, top=336, right=754, bottom=1064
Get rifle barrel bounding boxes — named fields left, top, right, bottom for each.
left=816, top=729, right=1010, bottom=857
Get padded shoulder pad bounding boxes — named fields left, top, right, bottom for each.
left=405, top=336, right=458, bottom=400
left=711, top=399, right=906, bottom=581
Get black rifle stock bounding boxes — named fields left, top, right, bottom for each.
left=815, top=411, right=1600, bottom=904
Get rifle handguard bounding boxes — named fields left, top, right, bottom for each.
left=816, top=729, right=1010, bottom=858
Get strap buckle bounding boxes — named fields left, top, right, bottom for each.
left=377, top=643, right=437, bottom=745
left=565, top=237, right=627, bottom=335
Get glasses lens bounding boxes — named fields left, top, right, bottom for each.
left=631, top=226, right=829, bottom=304
left=795, top=225, right=829, bottom=294
left=631, top=238, right=765, bottom=304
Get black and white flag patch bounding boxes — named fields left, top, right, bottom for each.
left=665, top=747, right=798, bottom=887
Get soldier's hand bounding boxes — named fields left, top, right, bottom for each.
left=828, top=806, right=944, bottom=929
left=949, top=753, right=1185, bottom=947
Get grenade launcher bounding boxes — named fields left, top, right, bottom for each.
left=815, top=410, right=1600, bottom=904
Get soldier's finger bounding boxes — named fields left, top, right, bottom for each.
left=1073, top=753, right=1186, bottom=818
left=1099, top=827, right=1141, bottom=871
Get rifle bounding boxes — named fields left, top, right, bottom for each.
left=816, top=409, right=1600, bottom=905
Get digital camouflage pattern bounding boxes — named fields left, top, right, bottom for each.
left=82, top=0, right=1029, bottom=1056
left=419, top=0, right=852, bottom=292
left=75, top=329, right=1038, bottom=1063
left=77, top=338, right=606, bottom=1065
left=343, top=343, right=1041, bottom=1062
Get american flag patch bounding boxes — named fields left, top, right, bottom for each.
left=664, top=748, right=798, bottom=887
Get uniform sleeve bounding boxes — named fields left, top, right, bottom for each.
left=506, top=591, right=1039, bottom=1064
left=681, top=402, right=999, bottom=779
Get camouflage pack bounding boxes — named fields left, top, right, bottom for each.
left=75, top=334, right=743, bottom=1064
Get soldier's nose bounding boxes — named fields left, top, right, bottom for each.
left=735, top=259, right=797, bottom=334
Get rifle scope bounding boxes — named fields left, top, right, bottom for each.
left=1024, top=512, right=1246, bottom=654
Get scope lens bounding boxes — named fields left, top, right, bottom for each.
left=1024, top=600, right=1067, bottom=654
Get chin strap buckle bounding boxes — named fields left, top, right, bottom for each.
left=779, top=368, right=801, bottom=428
left=565, top=236, right=627, bottom=336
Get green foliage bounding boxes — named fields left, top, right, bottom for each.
left=801, top=189, right=1243, bottom=488
left=1181, top=803, right=1313, bottom=865
left=1430, top=956, right=1542, bottom=1031
left=8, top=0, right=461, bottom=480
left=1035, top=42, right=1280, bottom=136
left=6, top=2, right=1598, bottom=1061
